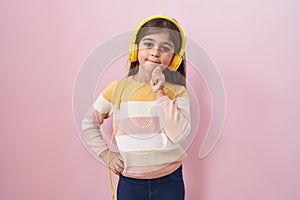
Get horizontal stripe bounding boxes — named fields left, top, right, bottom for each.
left=121, top=148, right=187, bottom=167
left=122, top=162, right=182, bottom=179
left=93, top=94, right=112, bottom=114
left=101, top=80, right=118, bottom=102
left=115, top=133, right=180, bottom=151
left=115, top=97, right=190, bottom=119
left=116, top=117, right=162, bottom=135
left=172, top=97, right=190, bottom=112
left=100, top=77, right=189, bottom=104
left=164, top=118, right=191, bottom=143
left=114, top=77, right=189, bottom=101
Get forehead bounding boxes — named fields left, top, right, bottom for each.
left=140, top=31, right=173, bottom=44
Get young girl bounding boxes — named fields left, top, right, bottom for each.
left=82, top=15, right=191, bottom=200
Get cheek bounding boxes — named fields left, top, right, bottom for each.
left=137, top=49, right=147, bottom=62
left=162, top=54, right=174, bottom=65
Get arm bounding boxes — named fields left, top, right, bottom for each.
left=81, top=106, right=124, bottom=175
left=81, top=106, right=109, bottom=157
left=81, top=80, right=117, bottom=158
left=155, top=94, right=191, bottom=144
left=150, top=67, right=191, bottom=143
left=81, top=79, right=124, bottom=174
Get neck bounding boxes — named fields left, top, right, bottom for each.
left=133, top=70, right=152, bottom=84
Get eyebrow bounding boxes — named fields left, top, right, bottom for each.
left=141, top=38, right=174, bottom=48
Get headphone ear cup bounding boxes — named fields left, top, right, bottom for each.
left=169, top=54, right=183, bottom=71
left=129, top=44, right=138, bottom=62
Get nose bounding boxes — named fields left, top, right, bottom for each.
left=150, top=47, right=160, bottom=57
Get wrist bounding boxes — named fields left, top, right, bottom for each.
left=154, top=90, right=165, bottom=99
left=99, top=149, right=109, bottom=164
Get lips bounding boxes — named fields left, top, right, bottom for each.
left=146, top=59, right=160, bottom=64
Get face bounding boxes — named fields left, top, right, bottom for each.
left=137, top=31, right=175, bottom=72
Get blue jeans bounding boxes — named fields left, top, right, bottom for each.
left=117, top=165, right=185, bottom=200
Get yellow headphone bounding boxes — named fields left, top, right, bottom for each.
left=128, top=15, right=187, bottom=71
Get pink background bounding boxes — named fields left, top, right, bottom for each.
left=1, top=0, right=300, bottom=199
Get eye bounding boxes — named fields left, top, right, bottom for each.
left=160, top=46, right=171, bottom=52
left=143, top=42, right=153, bottom=48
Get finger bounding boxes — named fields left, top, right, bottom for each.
left=111, top=167, right=117, bottom=174
left=112, top=168, right=120, bottom=175
left=152, top=66, right=160, bottom=73
left=117, top=166, right=124, bottom=172
left=110, top=163, right=121, bottom=174
left=113, top=165, right=122, bottom=175
left=153, top=78, right=164, bottom=88
left=150, top=79, right=157, bottom=86
left=117, top=154, right=123, bottom=162
left=111, top=155, right=124, bottom=171
left=117, top=158, right=124, bottom=166
left=116, top=160, right=124, bottom=170
left=152, top=68, right=162, bottom=76
left=115, top=162, right=123, bottom=170
left=152, top=70, right=164, bottom=81
left=150, top=79, right=153, bottom=85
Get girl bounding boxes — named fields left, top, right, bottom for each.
left=82, top=15, right=191, bottom=200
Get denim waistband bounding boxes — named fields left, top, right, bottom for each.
left=120, top=165, right=183, bottom=183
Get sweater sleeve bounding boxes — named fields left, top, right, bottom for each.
left=81, top=80, right=118, bottom=157
left=155, top=87, right=191, bottom=144
left=81, top=106, right=109, bottom=157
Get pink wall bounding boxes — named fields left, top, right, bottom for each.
left=1, top=0, right=300, bottom=199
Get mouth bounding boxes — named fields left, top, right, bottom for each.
left=146, top=60, right=161, bottom=64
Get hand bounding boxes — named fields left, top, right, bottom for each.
left=95, top=111, right=109, bottom=124
left=100, top=150, right=124, bottom=175
left=150, top=66, right=166, bottom=98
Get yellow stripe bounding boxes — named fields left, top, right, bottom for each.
left=101, top=80, right=118, bottom=103
left=101, top=77, right=188, bottom=103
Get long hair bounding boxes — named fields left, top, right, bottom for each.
left=127, top=18, right=186, bottom=87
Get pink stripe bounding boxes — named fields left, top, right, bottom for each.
left=116, top=116, right=163, bottom=135
left=155, top=96, right=190, bottom=121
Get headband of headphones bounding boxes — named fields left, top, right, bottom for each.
left=128, top=15, right=187, bottom=71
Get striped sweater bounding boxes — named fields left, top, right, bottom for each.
left=82, top=76, right=191, bottom=179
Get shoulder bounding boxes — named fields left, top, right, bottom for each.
left=101, top=80, right=119, bottom=102
left=101, top=77, right=133, bottom=102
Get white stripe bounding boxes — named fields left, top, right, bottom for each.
left=174, top=97, right=190, bottom=112
left=115, top=133, right=180, bottom=151
left=93, top=94, right=112, bottom=114
left=118, top=101, right=154, bottom=118
left=116, top=98, right=189, bottom=119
